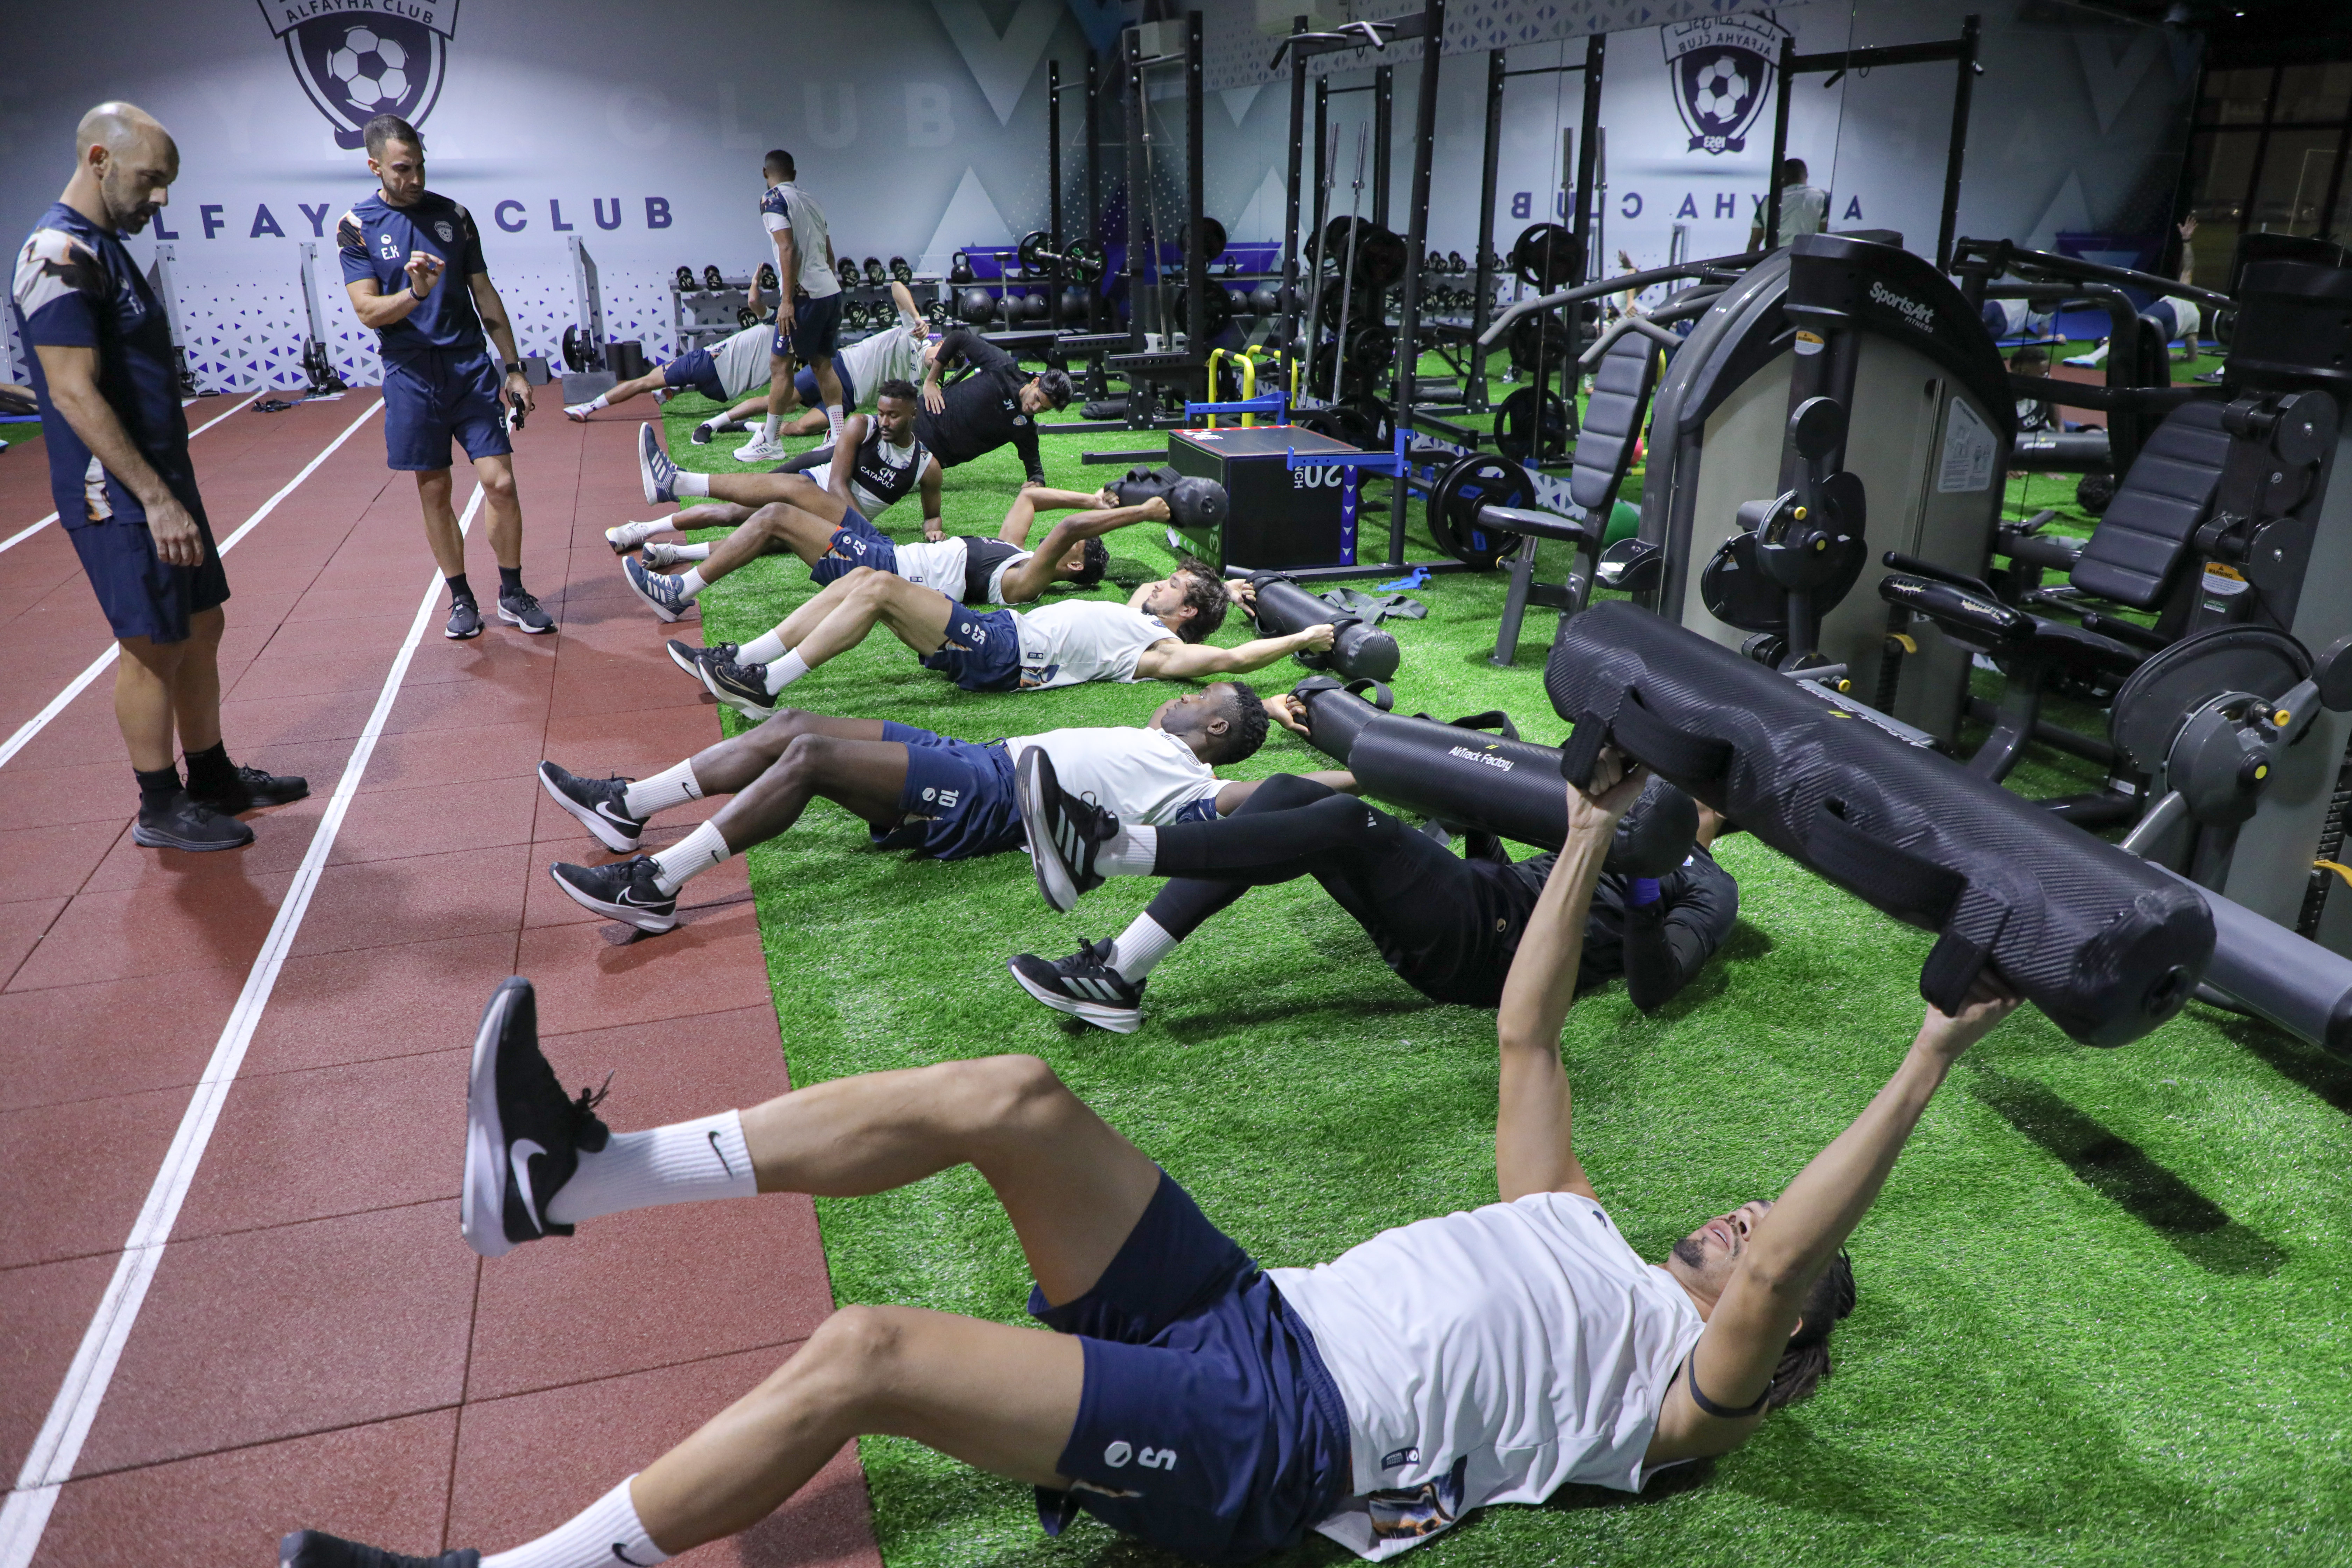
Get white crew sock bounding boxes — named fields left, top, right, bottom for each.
left=621, top=759, right=703, bottom=820
left=666, top=542, right=713, bottom=562
left=650, top=819, right=732, bottom=895
left=1094, top=822, right=1158, bottom=875
left=586, top=393, right=610, bottom=412
left=545, top=1110, right=756, bottom=1225
left=482, top=1477, right=667, bottom=1568
left=1108, top=914, right=1180, bottom=980
left=739, top=629, right=789, bottom=663
left=676, top=568, right=709, bottom=602
left=674, top=471, right=711, bottom=498
left=825, top=403, right=845, bottom=446
left=762, top=649, right=811, bottom=695
left=762, top=414, right=782, bottom=442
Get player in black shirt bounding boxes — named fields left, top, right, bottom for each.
left=918, top=328, right=1072, bottom=486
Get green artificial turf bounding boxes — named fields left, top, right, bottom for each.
left=650, top=379, right=2352, bottom=1568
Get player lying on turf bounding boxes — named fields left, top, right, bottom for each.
left=1007, top=712, right=1738, bottom=1031
left=279, top=748, right=2020, bottom=1568
left=533, top=682, right=1336, bottom=933
left=680, top=554, right=1330, bottom=718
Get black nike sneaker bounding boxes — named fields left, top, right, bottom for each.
left=549, top=857, right=679, bottom=933
left=667, top=637, right=733, bottom=680
left=280, top=1530, right=479, bottom=1568
left=1009, top=940, right=1146, bottom=1034
left=536, top=760, right=646, bottom=852
left=498, top=588, right=556, bottom=634
left=446, top=595, right=483, bottom=640
left=699, top=651, right=779, bottom=718
left=1015, top=746, right=1118, bottom=913
left=461, top=976, right=611, bottom=1260
left=187, top=763, right=310, bottom=815
left=132, top=790, right=255, bottom=851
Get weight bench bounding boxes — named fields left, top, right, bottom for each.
left=1479, top=329, right=1662, bottom=665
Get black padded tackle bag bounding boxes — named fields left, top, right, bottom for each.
left=1545, top=602, right=2211, bottom=1045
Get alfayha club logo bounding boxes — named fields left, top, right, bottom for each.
left=257, top=0, right=459, bottom=150
left=1662, top=14, right=1788, bottom=155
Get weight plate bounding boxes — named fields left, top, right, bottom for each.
left=1171, top=285, right=1236, bottom=341
left=2110, top=625, right=2311, bottom=778
left=1494, top=385, right=1573, bottom=465
left=1510, top=223, right=1582, bottom=291
left=1184, top=218, right=1229, bottom=262
left=1017, top=230, right=1051, bottom=273
left=1700, top=530, right=1786, bottom=632
left=561, top=324, right=587, bottom=373
left=1506, top=311, right=1574, bottom=373
left=1426, top=451, right=1534, bottom=570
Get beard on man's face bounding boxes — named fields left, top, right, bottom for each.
left=1670, top=1233, right=1707, bottom=1270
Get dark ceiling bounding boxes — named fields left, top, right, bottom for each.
left=2067, top=0, right=2352, bottom=67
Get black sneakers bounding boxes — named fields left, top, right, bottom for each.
left=667, top=637, right=732, bottom=680
left=498, top=589, right=555, bottom=634
left=461, top=976, right=611, bottom=1260
left=698, top=651, right=777, bottom=717
left=280, top=1530, right=479, bottom=1568
left=1015, top=746, right=1117, bottom=913
left=1009, top=940, right=1146, bottom=1034
left=132, top=790, right=255, bottom=851
left=187, top=763, right=310, bottom=816
left=445, top=595, right=483, bottom=640
left=536, top=760, right=646, bottom=852
left=549, top=858, right=680, bottom=933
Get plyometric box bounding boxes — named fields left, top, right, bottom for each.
left=1167, top=425, right=1365, bottom=572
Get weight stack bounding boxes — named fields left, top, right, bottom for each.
left=1546, top=602, right=2212, bottom=1045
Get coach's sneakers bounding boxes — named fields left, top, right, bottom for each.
left=1009, top=940, right=1146, bottom=1034
left=280, top=1529, right=479, bottom=1568
left=461, top=976, right=611, bottom=1260
left=733, top=437, right=787, bottom=463
left=562, top=401, right=597, bottom=422
left=536, top=760, right=646, bottom=853
left=498, top=588, right=555, bottom=634
left=1016, top=746, right=1117, bottom=913
left=604, top=518, right=664, bottom=555
left=445, top=594, right=483, bottom=639
left=132, top=791, right=256, bottom=852
left=637, top=421, right=680, bottom=504
left=667, top=637, right=732, bottom=679
left=699, top=651, right=778, bottom=718
left=188, top=763, right=310, bottom=816
left=641, top=540, right=697, bottom=568
left=623, top=555, right=691, bottom=622
left=549, top=858, right=680, bottom=933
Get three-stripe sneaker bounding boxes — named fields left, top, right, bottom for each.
left=1015, top=745, right=1117, bottom=914
left=536, top=760, right=647, bottom=852
left=623, top=554, right=691, bottom=622
left=637, top=420, right=680, bottom=504
left=548, top=857, right=680, bottom=933
left=460, top=976, right=611, bottom=1260
left=1009, top=940, right=1146, bottom=1034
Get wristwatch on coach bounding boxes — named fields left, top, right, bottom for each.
left=503, top=361, right=524, bottom=377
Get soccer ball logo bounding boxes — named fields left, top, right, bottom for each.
left=1691, top=56, right=1750, bottom=127
left=326, top=26, right=409, bottom=110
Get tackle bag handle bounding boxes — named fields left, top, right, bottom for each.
left=1558, top=690, right=1734, bottom=788
left=1808, top=797, right=2008, bottom=1012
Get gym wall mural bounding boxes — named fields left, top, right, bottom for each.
left=0, top=0, right=2190, bottom=393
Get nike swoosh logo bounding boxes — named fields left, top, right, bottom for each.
left=596, top=802, right=637, bottom=826
left=611, top=1544, right=652, bottom=1566
left=707, top=1129, right=734, bottom=1177
left=510, top=1139, right=550, bottom=1234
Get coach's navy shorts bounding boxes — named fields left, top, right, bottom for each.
left=870, top=721, right=1021, bottom=860
left=65, top=489, right=231, bottom=644
left=660, top=347, right=728, bottom=403
left=917, top=600, right=1021, bottom=692
left=382, top=349, right=511, bottom=471
left=772, top=291, right=844, bottom=364
left=791, top=352, right=856, bottom=413
left=1030, top=1171, right=1353, bottom=1565
left=808, top=506, right=895, bottom=586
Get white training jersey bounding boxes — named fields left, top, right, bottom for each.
left=708, top=323, right=775, bottom=400
left=892, top=536, right=1033, bottom=605
left=842, top=311, right=925, bottom=401
left=1011, top=600, right=1175, bottom=690
left=1776, top=184, right=1828, bottom=247
left=1001, top=725, right=1221, bottom=827
left=759, top=181, right=841, bottom=298
left=1269, top=1192, right=1706, bottom=1560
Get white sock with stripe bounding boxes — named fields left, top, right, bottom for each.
left=585, top=393, right=610, bottom=411
left=649, top=820, right=731, bottom=895
left=544, top=1110, right=756, bottom=1225
left=664, top=542, right=713, bottom=561
left=673, top=471, right=712, bottom=498
left=481, top=1476, right=668, bottom=1568
left=676, top=568, right=709, bottom=602
left=1092, top=823, right=1157, bottom=875
left=738, top=629, right=789, bottom=663
left=1107, top=915, right=1178, bottom=980
left=762, top=649, right=811, bottom=695
left=762, top=414, right=783, bottom=442
left=621, top=760, right=703, bottom=820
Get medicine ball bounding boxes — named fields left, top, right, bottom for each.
left=960, top=287, right=995, bottom=323
left=1250, top=287, right=1280, bottom=316
left=1061, top=287, right=1091, bottom=323
left=1024, top=291, right=1049, bottom=320
left=1603, top=776, right=1700, bottom=879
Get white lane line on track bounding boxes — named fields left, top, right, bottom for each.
left=0, top=398, right=382, bottom=774
left=0, top=389, right=268, bottom=558
left=0, top=483, right=488, bottom=1567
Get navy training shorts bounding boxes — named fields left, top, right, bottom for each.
left=808, top=506, right=896, bottom=587
left=917, top=600, right=1022, bottom=693
left=660, top=347, right=728, bottom=403
left=870, top=721, right=1022, bottom=860
left=1031, top=1171, right=1353, bottom=1565
left=65, top=488, right=230, bottom=644
left=791, top=352, right=857, bottom=413
left=382, top=348, right=512, bottom=471
left=772, top=290, right=844, bottom=364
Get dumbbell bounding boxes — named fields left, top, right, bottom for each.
left=1447, top=250, right=1468, bottom=273
left=1251, top=574, right=1399, bottom=682
left=674, top=265, right=696, bottom=292
left=703, top=265, right=724, bottom=291
left=1110, top=464, right=1228, bottom=533
left=864, top=257, right=887, bottom=287
left=756, top=261, right=778, bottom=294
left=889, top=257, right=913, bottom=283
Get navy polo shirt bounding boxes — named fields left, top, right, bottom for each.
left=337, top=189, right=490, bottom=363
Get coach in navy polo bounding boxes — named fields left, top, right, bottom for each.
left=10, top=101, right=304, bottom=852
left=339, top=112, right=552, bottom=641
